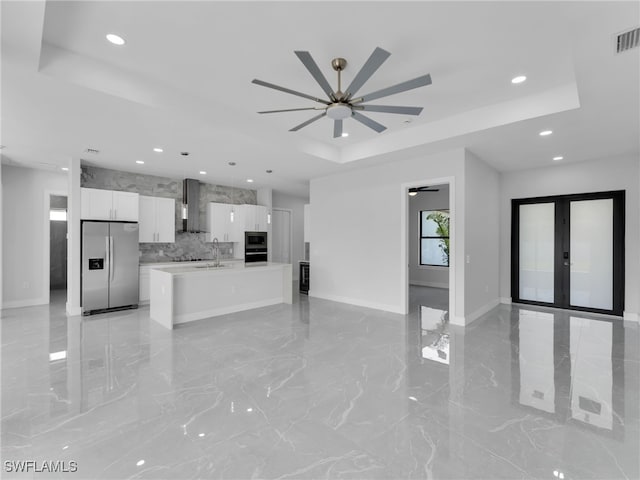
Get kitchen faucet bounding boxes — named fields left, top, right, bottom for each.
left=211, top=237, right=220, bottom=267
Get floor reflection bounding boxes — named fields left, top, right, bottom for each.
left=420, top=305, right=450, bottom=365
left=511, top=308, right=625, bottom=437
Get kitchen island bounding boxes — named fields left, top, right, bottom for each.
left=150, top=262, right=292, bottom=329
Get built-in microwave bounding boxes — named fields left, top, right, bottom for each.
left=245, top=231, right=267, bottom=249
left=245, top=231, right=268, bottom=263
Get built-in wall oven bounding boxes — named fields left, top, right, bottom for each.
left=245, top=231, right=267, bottom=263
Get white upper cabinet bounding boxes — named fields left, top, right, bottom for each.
left=112, top=191, right=139, bottom=221
left=207, top=203, right=243, bottom=242
left=81, top=188, right=139, bottom=221
left=243, top=204, right=268, bottom=232
left=139, top=196, right=175, bottom=243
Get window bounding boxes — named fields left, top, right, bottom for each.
left=49, top=209, right=67, bottom=221
left=420, top=210, right=449, bottom=267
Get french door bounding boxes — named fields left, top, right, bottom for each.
left=511, top=191, right=625, bottom=316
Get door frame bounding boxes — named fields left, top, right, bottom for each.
left=272, top=207, right=293, bottom=265
left=44, top=190, right=69, bottom=305
left=511, top=190, right=625, bottom=317
left=401, top=176, right=457, bottom=322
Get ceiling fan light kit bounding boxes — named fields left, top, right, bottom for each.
left=252, top=47, right=432, bottom=138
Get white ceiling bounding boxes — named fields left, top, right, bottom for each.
left=1, top=1, right=638, bottom=197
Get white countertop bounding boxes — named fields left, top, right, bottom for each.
left=140, top=259, right=243, bottom=268
left=152, top=262, right=291, bottom=276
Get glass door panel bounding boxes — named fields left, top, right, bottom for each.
left=519, top=203, right=555, bottom=303
left=570, top=199, right=613, bottom=310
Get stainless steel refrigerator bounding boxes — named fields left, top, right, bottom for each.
left=82, top=221, right=139, bottom=314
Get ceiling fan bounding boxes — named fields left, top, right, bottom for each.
left=252, top=47, right=432, bottom=138
left=408, top=186, right=440, bottom=196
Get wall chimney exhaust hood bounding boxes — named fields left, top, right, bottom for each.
left=182, top=178, right=201, bottom=232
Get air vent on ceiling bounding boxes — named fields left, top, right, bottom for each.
left=616, top=27, right=640, bottom=54
left=85, top=148, right=100, bottom=154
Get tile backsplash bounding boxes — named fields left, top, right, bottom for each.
left=138, top=232, right=235, bottom=263
left=81, top=165, right=255, bottom=262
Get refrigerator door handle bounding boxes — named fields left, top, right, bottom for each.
left=105, top=235, right=111, bottom=281
left=110, top=236, right=115, bottom=282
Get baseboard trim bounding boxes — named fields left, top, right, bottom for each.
left=2, top=297, right=48, bottom=309
left=66, top=303, right=83, bottom=316
left=465, top=298, right=501, bottom=326
left=409, top=281, right=449, bottom=289
left=623, top=312, right=639, bottom=322
left=309, top=291, right=404, bottom=315
left=500, top=297, right=512, bottom=305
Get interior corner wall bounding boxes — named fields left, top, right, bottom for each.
left=0, top=161, right=3, bottom=310
left=272, top=191, right=308, bottom=281
left=464, top=150, right=500, bottom=321
left=2, top=164, right=67, bottom=308
left=409, top=185, right=450, bottom=288
left=499, top=154, right=640, bottom=319
left=310, top=148, right=466, bottom=316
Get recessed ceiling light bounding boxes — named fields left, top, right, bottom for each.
left=539, top=130, right=553, bottom=136
left=341, top=132, right=349, bottom=137
left=199, top=171, right=207, bottom=175
left=228, top=162, right=236, bottom=166
left=403, top=119, right=412, bottom=124
left=61, top=167, right=69, bottom=171
left=135, top=160, right=144, bottom=164
left=106, top=33, right=126, bottom=46
left=198, top=433, right=205, bottom=437
left=136, top=460, right=145, bottom=467
left=246, top=179, right=254, bottom=183
left=180, top=151, right=190, bottom=156
left=511, top=75, right=527, bottom=84
left=153, top=147, right=163, bottom=153
left=553, top=156, right=564, bottom=161
left=266, top=169, right=273, bottom=174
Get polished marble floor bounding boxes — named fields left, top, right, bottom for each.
left=1, top=287, right=638, bottom=479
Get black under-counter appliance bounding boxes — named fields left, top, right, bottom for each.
left=245, top=231, right=268, bottom=263
left=299, top=261, right=310, bottom=294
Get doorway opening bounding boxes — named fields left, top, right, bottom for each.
left=49, top=195, right=68, bottom=303
left=404, top=180, right=455, bottom=362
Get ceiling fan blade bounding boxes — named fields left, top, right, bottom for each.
left=258, top=107, right=324, bottom=114
left=351, top=111, right=387, bottom=133
left=294, top=51, right=335, bottom=100
left=289, top=112, right=327, bottom=132
left=345, top=47, right=391, bottom=98
left=352, top=74, right=432, bottom=104
left=358, top=105, right=423, bottom=115
left=252, top=79, right=330, bottom=105
left=333, top=119, right=343, bottom=138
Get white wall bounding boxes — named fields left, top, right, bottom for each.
left=272, top=191, right=308, bottom=281
left=464, top=150, right=500, bottom=320
left=310, top=148, right=467, bottom=320
left=499, top=154, right=640, bottom=320
left=2, top=164, right=67, bottom=308
left=409, top=184, right=450, bottom=288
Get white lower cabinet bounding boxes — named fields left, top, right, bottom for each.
left=139, top=196, right=175, bottom=243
